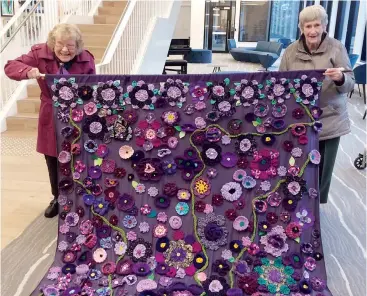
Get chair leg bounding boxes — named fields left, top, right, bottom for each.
left=358, top=84, right=361, bottom=97
left=349, top=89, right=354, bottom=98
left=363, top=110, right=366, bottom=120
left=363, top=84, right=366, bottom=105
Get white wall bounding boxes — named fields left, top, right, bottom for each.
left=173, top=1, right=191, bottom=39
left=136, top=0, right=182, bottom=74
left=190, top=0, right=205, bottom=49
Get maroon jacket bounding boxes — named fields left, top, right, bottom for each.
left=4, top=43, right=96, bottom=157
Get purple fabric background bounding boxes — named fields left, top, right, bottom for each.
left=31, top=70, right=332, bottom=296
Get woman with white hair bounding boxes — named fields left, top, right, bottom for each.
left=279, top=5, right=355, bottom=204
left=5, top=23, right=96, bottom=218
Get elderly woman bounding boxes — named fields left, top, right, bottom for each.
left=5, top=23, right=96, bottom=218
left=279, top=5, right=355, bottom=204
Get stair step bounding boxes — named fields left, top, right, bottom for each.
left=17, top=98, right=40, bottom=114
left=6, top=113, right=38, bottom=131
left=84, top=34, right=111, bottom=47
left=102, top=1, right=127, bottom=8
left=27, top=84, right=41, bottom=97
left=98, top=6, right=125, bottom=15
left=77, top=24, right=115, bottom=35
left=87, top=46, right=106, bottom=60
left=94, top=15, right=120, bottom=24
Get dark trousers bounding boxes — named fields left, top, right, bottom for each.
left=44, top=155, right=58, bottom=199
left=319, top=137, right=340, bottom=204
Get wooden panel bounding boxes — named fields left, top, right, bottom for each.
left=76, top=24, right=116, bottom=35
left=94, top=15, right=120, bottom=24
left=17, top=98, right=40, bottom=114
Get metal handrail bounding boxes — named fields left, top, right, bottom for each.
left=0, top=0, right=42, bottom=53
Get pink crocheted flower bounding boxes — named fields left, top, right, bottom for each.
left=260, top=225, right=288, bottom=257
left=250, top=149, right=280, bottom=180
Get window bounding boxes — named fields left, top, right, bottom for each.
left=320, top=0, right=333, bottom=32
left=238, top=1, right=270, bottom=42
left=345, top=0, right=360, bottom=53
left=269, top=1, right=301, bottom=42
left=334, top=0, right=348, bottom=41
left=361, top=27, right=366, bottom=62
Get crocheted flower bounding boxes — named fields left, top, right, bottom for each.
left=114, top=241, right=127, bottom=255
left=237, top=273, right=259, bottom=294
left=123, top=215, right=137, bottom=229
left=134, top=114, right=163, bottom=151
left=161, top=110, right=180, bottom=126
left=51, top=78, right=78, bottom=109
left=212, top=259, right=230, bottom=276
left=235, top=135, right=256, bottom=156
left=127, top=238, right=153, bottom=262
left=197, top=213, right=228, bottom=251
left=135, top=158, right=164, bottom=182
left=213, top=96, right=236, bottom=117
left=111, top=116, right=133, bottom=141
left=220, top=182, right=242, bottom=202
left=93, top=80, right=123, bottom=109
left=254, top=257, right=296, bottom=294
left=139, top=222, right=150, bottom=233
left=82, top=115, right=108, bottom=140
left=242, top=176, right=256, bottom=189
left=203, top=275, right=230, bottom=295
left=190, top=83, right=208, bottom=102
left=162, top=159, right=177, bottom=175
left=194, top=177, right=211, bottom=199
left=265, top=77, right=292, bottom=103
left=283, top=175, right=307, bottom=200
left=125, top=80, right=157, bottom=109
left=260, top=225, right=289, bottom=257
left=160, top=78, right=188, bottom=107
left=93, top=198, right=110, bottom=216
left=294, top=207, right=315, bottom=229
left=294, top=75, right=321, bottom=104
left=163, top=240, right=194, bottom=268
left=285, top=222, right=302, bottom=239
left=250, top=149, right=280, bottom=180
left=201, top=143, right=222, bottom=166
left=234, top=79, right=264, bottom=106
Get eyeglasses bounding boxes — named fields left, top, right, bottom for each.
left=55, top=42, right=76, bottom=50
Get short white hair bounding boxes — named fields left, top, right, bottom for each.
left=298, top=5, right=328, bottom=32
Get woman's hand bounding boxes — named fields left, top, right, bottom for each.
left=27, top=67, right=41, bottom=79
left=323, top=68, right=344, bottom=82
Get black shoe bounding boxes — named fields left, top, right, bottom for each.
left=44, top=198, right=59, bottom=218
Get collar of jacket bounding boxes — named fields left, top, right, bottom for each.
left=35, top=43, right=91, bottom=62
left=296, top=33, right=329, bottom=61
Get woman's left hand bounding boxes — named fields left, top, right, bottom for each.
left=323, top=68, right=344, bottom=82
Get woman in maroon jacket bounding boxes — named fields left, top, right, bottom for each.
left=5, top=23, right=96, bottom=218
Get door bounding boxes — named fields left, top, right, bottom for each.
left=208, top=6, right=231, bottom=52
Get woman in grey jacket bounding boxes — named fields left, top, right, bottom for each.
left=279, top=5, right=355, bottom=203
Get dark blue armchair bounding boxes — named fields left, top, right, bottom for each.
left=349, top=54, right=359, bottom=68
left=351, top=63, right=366, bottom=118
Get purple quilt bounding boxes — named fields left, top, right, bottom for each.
left=32, top=71, right=331, bottom=296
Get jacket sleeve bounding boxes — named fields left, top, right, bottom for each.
left=4, top=48, right=39, bottom=81
left=85, top=50, right=96, bottom=74
left=278, top=48, right=289, bottom=72
left=332, top=44, right=355, bottom=94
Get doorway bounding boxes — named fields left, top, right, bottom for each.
left=204, top=1, right=236, bottom=53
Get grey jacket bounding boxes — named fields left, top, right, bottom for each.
left=279, top=35, right=355, bottom=141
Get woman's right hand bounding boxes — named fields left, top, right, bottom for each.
left=27, top=68, right=41, bottom=79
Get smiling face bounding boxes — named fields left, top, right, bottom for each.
left=302, top=19, right=326, bottom=50
left=54, top=35, right=77, bottom=62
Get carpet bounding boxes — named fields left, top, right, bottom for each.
left=1, top=215, right=57, bottom=296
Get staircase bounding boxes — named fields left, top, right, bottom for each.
left=5, top=0, right=127, bottom=131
